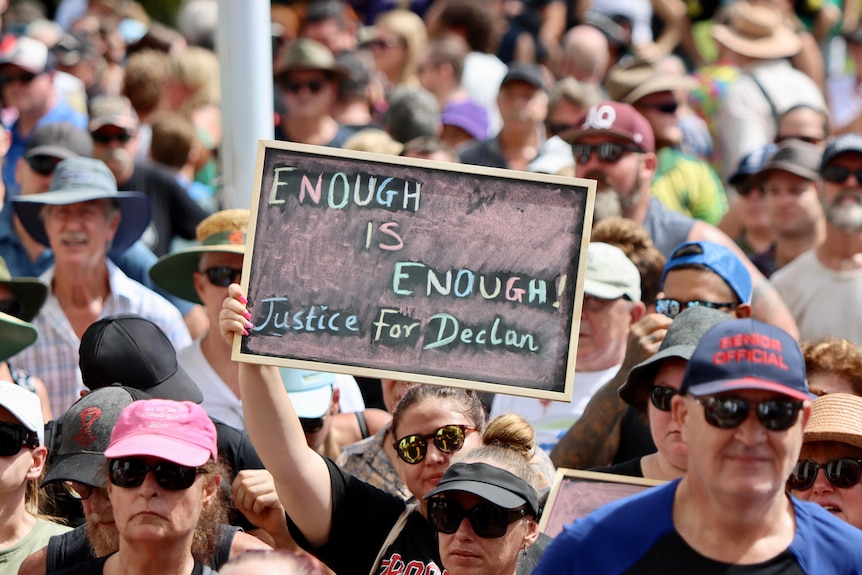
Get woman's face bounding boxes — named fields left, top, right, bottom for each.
left=0, top=407, right=45, bottom=500
left=370, top=24, right=407, bottom=83
left=437, top=491, right=538, bottom=575
left=791, top=441, right=862, bottom=530
left=107, top=456, right=218, bottom=547
left=648, top=358, right=688, bottom=471
left=393, top=400, right=482, bottom=502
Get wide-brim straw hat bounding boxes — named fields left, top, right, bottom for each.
left=711, top=2, right=801, bottom=60
left=605, top=57, right=699, bottom=105
left=149, top=209, right=249, bottom=304
left=804, top=393, right=862, bottom=450
left=0, top=257, right=47, bottom=322
left=0, top=311, right=38, bottom=362
left=274, top=38, right=348, bottom=81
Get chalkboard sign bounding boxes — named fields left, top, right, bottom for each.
left=539, top=469, right=663, bottom=537
left=232, top=141, right=595, bottom=401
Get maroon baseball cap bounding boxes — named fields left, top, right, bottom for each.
left=559, top=101, right=655, bottom=153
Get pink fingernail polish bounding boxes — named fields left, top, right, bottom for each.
left=242, top=328, right=249, bottom=336
left=243, top=310, right=251, bottom=320
left=245, top=320, right=254, bottom=329
left=239, top=294, right=248, bottom=305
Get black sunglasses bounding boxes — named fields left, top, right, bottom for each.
left=0, top=299, right=22, bottom=319
left=284, top=80, right=325, bottom=94
left=109, top=457, right=205, bottom=491
left=0, top=72, right=37, bottom=86
left=655, top=298, right=738, bottom=319
left=202, top=266, right=242, bottom=287
left=91, top=131, right=133, bottom=145
left=639, top=101, right=678, bottom=115
left=571, top=142, right=642, bottom=165
left=788, top=458, right=862, bottom=491
left=734, top=178, right=760, bottom=197
left=775, top=135, right=824, bottom=146
left=63, top=480, right=95, bottom=500
left=695, top=396, right=803, bottom=431
left=547, top=122, right=575, bottom=136
left=0, top=421, right=39, bottom=456
left=393, top=424, right=476, bottom=465
left=27, top=155, right=62, bottom=176
left=821, top=165, right=862, bottom=184
left=428, top=497, right=527, bottom=538
left=299, top=416, right=326, bottom=434
left=650, top=386, right=678, bottom=412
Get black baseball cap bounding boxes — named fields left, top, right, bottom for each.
left=79, top=314, right=204, bottom=403
left=24, top=122, right=93, bottom=160
left=424, top=462, right=539, bottom=515
left=500, top=62, right=546, bottom=92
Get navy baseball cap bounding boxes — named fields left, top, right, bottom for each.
left=662, top=241, right=752, bottom=304
left=729, top=144, right=776, bottom=185
left=680, top=318, right=811, bottom=401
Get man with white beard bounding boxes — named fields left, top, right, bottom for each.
left=560, top=101, right=799, bottom=336
left=771, top=134, right=862, bottom=344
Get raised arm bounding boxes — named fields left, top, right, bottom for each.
left=219, top=284, right=334, bottom=547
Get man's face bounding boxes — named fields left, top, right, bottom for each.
left=43, top=199, right=119, bottom=268
left=762, top=171, right=823, bottom=238
left=661, top=267, right=748, bottom=318
left=776, top=108, right=826, bottom=148
left=674, top=389, right=809, bottom=501
left=91, top=125, right=137, bottom=182
left=15, top=154, right=62, bottom=196
left=635, top=91, right=681, bottom=149
left=547, top=99, right=587, bottom=137
left=82, top=486, right=118, bottom=556
left=0, top=65, right=52, bottom=115
left=578, top=294, right=641, bottom=371
left=282, top=70, right=335, bottom=120
left=574, top=135, right=648, bottom=222
left=791, top=441, right=862, bottom=530
left=820, top=154, right=862, bottom=233
left=302, top=20, right=354, bottom=55
left=497, top=81, right=547, bottom=129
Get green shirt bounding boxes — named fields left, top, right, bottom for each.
left=651, top=147, right=728, bottom=226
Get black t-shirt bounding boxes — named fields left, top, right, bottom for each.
left=592, top=457, right=644, bottom=478
left=51, top=554, right=211, bottom=575
left=118, top=163, right=209, bottom=257
left=212, top=418, right=266, bottom=531
left=624, top=531, right=806, bottom=574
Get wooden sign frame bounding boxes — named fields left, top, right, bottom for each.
left=232, top=141, right=595, bottom=401
left=539, top=468, right=664, bottom=537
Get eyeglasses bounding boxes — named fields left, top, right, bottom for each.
left=695, top=396, right=803, bottom=431
left=91, top=131, right=133, bottom=145
left=299, top=416, right=326, bottom=434
left=787, top=458, right=862, bottom=491
left=393, top=424, right=477, bottom=464
left=428, top=498, right=527, bottom=538
left=582, top=294, right=625, bottom=312
left=650, top=386, right=678, bottom=411
left=734, top=178, right=760, bottom=197
left=654, top=298, right=738, bottom=319
left=0, top=72, right=37, bottom=86
left=63, top=480, right=95, bottom=500
left=0, top=299, right=22, bottom=318
left=283, top=80, right=326, bottom=94
left=571, top=142, right=642, bottom=164
left=0, top=421, right=39, bottom=456
left=368, top=36, right=402, bottom=50
left=26, top=154, right=62, bottom=176
left=821, top=165, right=862, bottom=184
left=639, top=101, right=678, bottom=115
left=108, top=457, right=205, bottom=490
left=202, top=266, right=242, bottom=287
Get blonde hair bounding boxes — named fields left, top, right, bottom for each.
left=375, top=9, right=427, bottom=86
left=342, top=129, right=404, bottom=155
left=453, top=413, right=538, bottom=490
left=170, top=46, right=220, bottom=111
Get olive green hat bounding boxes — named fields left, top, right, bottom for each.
left=149, top=209, right=249, bottom=304
left=0, top=257, right=48, bottom=322
left=0, top=311, right=38, bottom=362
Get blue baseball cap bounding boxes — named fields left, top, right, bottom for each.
left=680, top=318, right=810, bottom=401
left=279, top=368, right=336, bottom=419
left=662, top=241, right=752, bottom=304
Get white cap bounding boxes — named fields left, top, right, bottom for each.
left=279, top=369, right=336, bottom=419
left=583, top=242, right=641, bottom=302
left=0, top=381, right=44, bottom=446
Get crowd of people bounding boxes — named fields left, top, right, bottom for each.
left=1, top=0, right=862, bottom=573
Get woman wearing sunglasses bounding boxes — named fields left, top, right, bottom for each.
left=424, top=413, right=542, bottom=575
left=220, top=285, right=497, bottom=575
left=54, top=399, right=225, bottom=575
left=788, top=393, right=862, bottom=530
